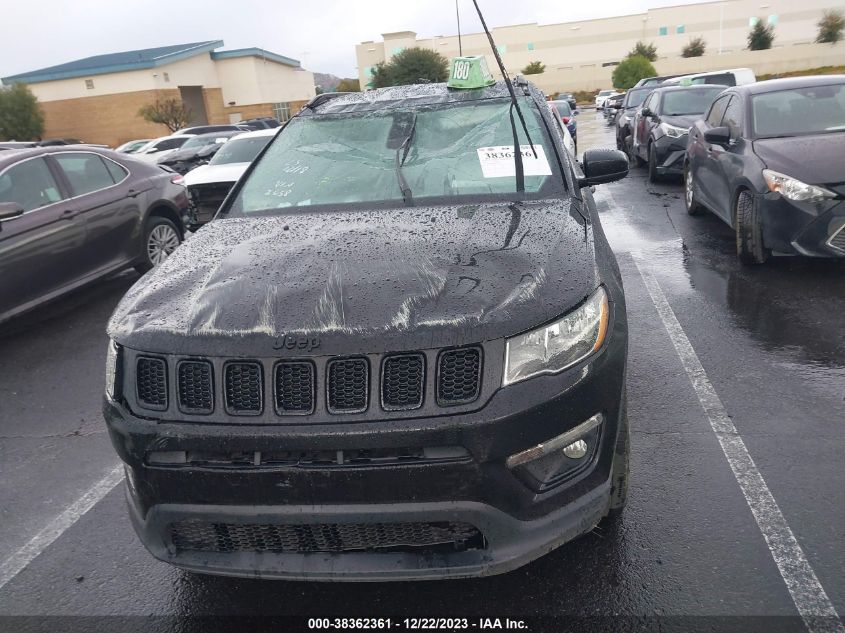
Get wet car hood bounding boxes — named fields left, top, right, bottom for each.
left=108, top=200, right=597, bottom=356
left=660, top=114, right=698, bottom=131
left=753, top=132, right=845, bottom=187
left=183, top=162, right=250, bottom=187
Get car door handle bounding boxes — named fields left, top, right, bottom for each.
left=127, top=189, right=140, bottom=198
left=61, top=209, right=79, bottom=219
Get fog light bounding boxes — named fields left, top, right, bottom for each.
left=563, top=439, right=588, bottom=459
left=506, top=414, right=603, bottom=493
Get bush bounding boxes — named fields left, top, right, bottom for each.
left=629, top=41, right=658, bottom=62
left=521, top=61, right=546, bottom=75
left=335, top=78, right=361, bottom=92
left=682, top=37, right=707, bottom=58
left=816, top=9, right=845, bottom=44
left=0, top=83, right=45, bottom=141
left=748, top=19, right=775, bottom=50
left=368, top=48, right=449, bottom=88
left=612, top=55, right=657, bottom=90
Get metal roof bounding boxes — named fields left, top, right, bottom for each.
left=2, top=41, right=223, bottom=84
left=1, top=41, right=302, bottom=85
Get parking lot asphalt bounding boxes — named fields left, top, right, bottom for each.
left=0, top=110, right=843, bottom=631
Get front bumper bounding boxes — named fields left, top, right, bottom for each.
left=104, top=303, right=628, bottom=580
left=758, top=194, right=845, bottom=257
left=652, top=135, right=688, bottom=175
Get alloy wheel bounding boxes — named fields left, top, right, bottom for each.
left=147, top=224, right=180, bottom=266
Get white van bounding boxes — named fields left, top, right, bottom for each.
left=662, top=68, right=756, bottom=87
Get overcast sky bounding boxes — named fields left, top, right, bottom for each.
left=1, top=0, right=706, bottom=80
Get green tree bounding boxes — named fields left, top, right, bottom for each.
left=681, top=37, right=707, bottom=58
left=629, top=41, right=658, bottom=62
left=0, top=83, right=45, bottom=141
left=612, top=55, right=657, bottom=89
left=138, top=98, right=192, bottom=132
left=748, top=18, right=775, bottom=50
left=816, top=9, right=845, bottom=44
left=385, top=48, right=449, bottom=86
left=368, top=62, right=392, bottom=89
left=521, top=61, right=546, bottom=75
left=335, top=78, right=361, bottom=92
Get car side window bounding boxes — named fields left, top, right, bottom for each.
left=723, top=97, right=744, bottom=138
left=0, top=158, right=64, bottom=212
left=104, top=159, right=129, bottom=183
left=53, top=153, right=117, bottom=196
left=705, top=95, right=730, bottom=126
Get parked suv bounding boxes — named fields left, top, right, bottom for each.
left=103, top=77, right=631, bottom=581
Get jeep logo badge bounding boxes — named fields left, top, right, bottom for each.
left=273, top=334, right=320, bottom=352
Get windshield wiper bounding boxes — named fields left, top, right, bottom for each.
left=394, top=113, right=417, bottom=206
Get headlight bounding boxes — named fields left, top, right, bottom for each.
left=105, top=340, right=122, bottom=399
left=503, top=286, right=609, bottom=386
left=659, top=122, right=688, bottom=138
left=762, top=169, right=836, bottom=202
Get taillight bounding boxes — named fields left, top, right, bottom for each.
left=563, top=117, right=570, bottom=124
left=170, top=175, right=185, bottom=186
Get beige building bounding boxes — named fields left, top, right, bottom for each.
left=356, top=0, right=845, bottom=92
left=2, top=41, right=317, bottom=146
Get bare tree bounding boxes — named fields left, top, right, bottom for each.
left=138, top=99, right=192, bottom=133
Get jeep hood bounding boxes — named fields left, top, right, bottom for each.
left=109, top=201, right=597, bottom=356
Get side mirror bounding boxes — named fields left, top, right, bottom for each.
left=0, top=201, right=24, bottom=232
left=579, top=148, right=628, bottom=187
left=704, top=126, right=731, bottom=146
left=641, top=107, right=653, bottom=118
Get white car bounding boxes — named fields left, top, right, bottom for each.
left=661, top=68, right=756, bottom=87
left=595, top=89, right=620, bottom=109
left=132, top=135, right=193, bottom=164
left=183, top=128, right=277, bottom=227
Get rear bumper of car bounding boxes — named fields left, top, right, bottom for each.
left=758, top=194, right=845, bottom=257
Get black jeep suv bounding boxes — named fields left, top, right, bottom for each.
left=103, top=78, right=631, bottom=581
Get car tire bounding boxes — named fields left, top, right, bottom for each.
left=648, top=143, right=660, bottom=183
left=135, top=215, right=182, bottom=274
left=735, top=190, right=769, bottom=265
left=606, top=393, right=630, bottom=519
left=684, top=163, right=704, bottom=216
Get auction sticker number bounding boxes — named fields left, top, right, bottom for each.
left=453, top=60, right=472, bottom=80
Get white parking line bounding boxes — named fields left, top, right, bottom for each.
left=633, top=255, right=844, bottom=633
left=0, top=464, right=123, bottom=591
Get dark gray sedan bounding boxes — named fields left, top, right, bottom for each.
left=0, top=146, right=190, bottom=323
left=685, top=75, right=845, bottom=263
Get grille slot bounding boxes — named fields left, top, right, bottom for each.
left=381, top=354, right=425, bottom=411
left=224, top=362, right=263, bottom=415
left=327, top=358, right=369, bottom=414
left=170, top=520, right=484, bottom=554
left=136, top=357, right=167, bottom=410
left=177, top=360, right=213, bottom=414
left=437, top=347, right=482, bottom=406
left=274, top=361, right=315, bottom=415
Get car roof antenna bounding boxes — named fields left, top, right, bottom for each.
left=470, top=0, right=536, bottom=193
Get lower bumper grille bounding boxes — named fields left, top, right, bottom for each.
left=829, top=225, right=845, bottom=252
left=170, top=520, right=485, bottom=554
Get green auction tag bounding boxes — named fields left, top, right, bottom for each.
left=448, top=56, right=496, bottom=89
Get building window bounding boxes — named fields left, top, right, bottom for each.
left=84, top=79, right=94, bottom=89
left=658, top=26, right=668, bottom=36
left=749, top=16, right=759, bottom=27
left=163, top=72, right=170, bottom=82
left=768, top=14, right=778, bottom=25
left=497, top=45, right=507, bottom=54
left=676, top=24, right=685, bottom=34
left=273, top=102, right=292, bottom=122
left=526, top=42, right=535, bottom=51
left=392, top=47, right=404, bottom=55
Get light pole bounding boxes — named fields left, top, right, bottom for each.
left=456, top=0, right=463, bottom=56
left=718, top=3, right=724, bottom=55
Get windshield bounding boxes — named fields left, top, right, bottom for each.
left=625, top=88, right=651, bottom=109
left=551, top=100, right=572, bottom=116
left=224, top=98, right=562, bottom=216
left=661, top=88, right=725, bottom=116
left=752, top=83, right=845, bottom=137
left=181, top=134, right=227, bottom=150
left=209, top=135, right=273, bottom=165
left=598, top=90, right=613, bottom=97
